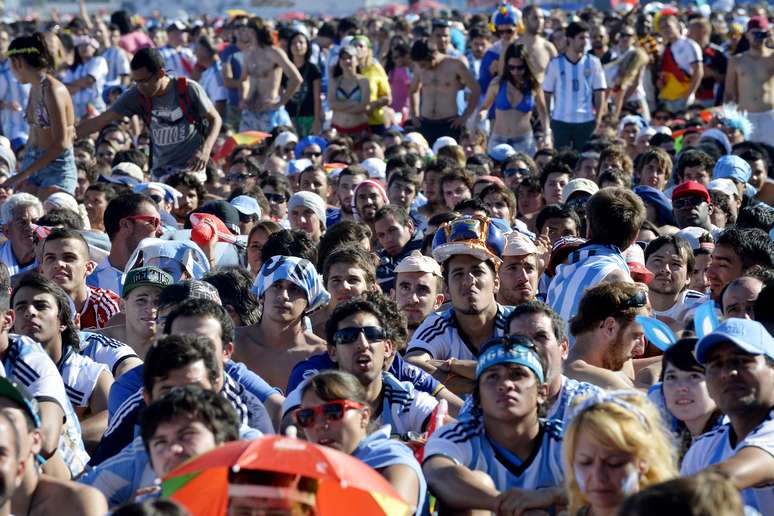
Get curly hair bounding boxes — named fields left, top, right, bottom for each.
left=325, top=291, right=407, bottom=351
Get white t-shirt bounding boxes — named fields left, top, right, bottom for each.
left=669, top=37, right=702, bottom=75
left=681, top=408, right=774, bottom=513
left=64, top=56, right=109, bottom=118
left=652, top=289, right=705, bottom=322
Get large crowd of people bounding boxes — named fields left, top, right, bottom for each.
left=0, top=1, right=772, bottom=514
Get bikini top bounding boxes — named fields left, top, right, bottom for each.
left=335, top=80, right=362, bottom=102
left=27, top=76, right=51, bottom=129
left=495, top=80, right=534, bottom=114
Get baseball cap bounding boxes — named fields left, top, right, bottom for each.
left=708, top=178, right=739, bottom=199
left=488, top=143, right=516, bottom=163
left=122, top=266, right=174, bottom=298
left=432, top=136, right=457, bottom=156
left=193, top=200, right=241, bottom=235
left=623, top=244, right=654, bottom=285
left=394, top=250, right=442, bottom=277
left=0, top=376, right=40, bottom=428
left=672, top=180, right=711, bottom=203
left=561, top=178, right=599, bottom=204
left=503, top=231, right=537, bottom=257
left=103, top=162, right=144, bottom=186
left=288, top=158, right=313, bottom=176
left=713, top=155, right=752, bottom=184
left=167, top=20, right=188, bottom=31
left=273, top=132, right=299, bottom=149
left=159, top=280, right=221, bottom=309
left=675, top=226, right=713, bottom=252
left=748, top=15, right=769, bottom=30
left=230, top=195, right=262, bottom=219
left=695, top=318, right=774, bottom=363
left=361, top=158, right=387, bottom=182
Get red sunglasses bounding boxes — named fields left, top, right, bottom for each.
left=294, top=400, right=365, bottom=429
left=123, top=214, right=161, bottom=228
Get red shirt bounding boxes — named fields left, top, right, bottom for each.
left=79, top=286, right=121, bottom=330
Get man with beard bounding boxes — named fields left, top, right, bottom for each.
left=392, top=251, right=444, bottom=341
left=565, top=282, right=648, bottom=389
left=282, top=293, right=438, bottom=437
left=671, top=181, right=719, bottom=236
left=0, top=194, right=43, bottom=277
left=406, top=215, right=510, bottom=395
left=87, top=193, right=163, bottom=294
left=682, top=319, right=774, bottom=514
left=423, top=335, right=565, bottom=514
left=497, top=232, right=539, bottom=307
left=516, top=5, right=557, bottom=81
left=352, top=179, right=389, bottom=238
left=645, top=235, right=705, bottom=324
left=0, top=378, right=107, bottom=515
left=326, top=165, right=368, bottom=227
left=725, top=16, right=774, bottom=147
left=234, top=256, right=329, bottom=390
left=707, top=228, right=774, bottom=303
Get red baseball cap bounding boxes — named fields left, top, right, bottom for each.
left=748, top=16, right=770, bottom=31
left=672, top=180, right=711, bottom=204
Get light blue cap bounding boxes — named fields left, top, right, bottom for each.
left=713, top=155, right=752, bottom=184
left=695, top=318, right=774, bottom=363
left=230, top=195, right=262, bottom=218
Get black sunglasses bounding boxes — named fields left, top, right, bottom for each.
left=673, top=196, right=706, bottom=209
left=265, top=192, right=287, bottom=203
left=620, top=289, right=648, bottom=310
left=332, top=326, right=387, bottom=345
left=303, top=151, right=322, bottom=158
left=503, top=167, right=530, bottom=178
left=508, top=64, right=527, bottom=71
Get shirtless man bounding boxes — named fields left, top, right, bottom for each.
left=238, top=18, right=303, bottom=133
left=564, top=282, right=649, bottom=390
left=409, top=39, right=480, bottom=146
left=724, top=16, right=774, bottom=147
left=0, top=378, right=107, bottom=516
left=234, top=256, right=327, bottom=390
left=517, top=5, right=557, bottom=81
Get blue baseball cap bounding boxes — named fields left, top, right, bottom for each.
left=695, top=318, right=774, bottom=363
left=712, top=155, right=752, bottom=184
left=475, top=335, right=544, bottom=383
left=488, top=143, right=516, bottom=164
left=230, top=195, right=262, bottom=218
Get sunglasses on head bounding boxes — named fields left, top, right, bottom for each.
left=619, top=289, right=648, bottom=311
left=265, top=192, right=287, bottom=203
left=294, top=400, right=365, bottom=429
left=332, top=325, right=386, bottom=345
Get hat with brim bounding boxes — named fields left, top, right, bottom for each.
left=0, top=376, right=40, bottom=428
left=394, top=250, right=442, bottom=277
left=695, top=318, right=774, bottom=363
left=122, top=266, right=174, bottom=298
left=432, top=241, right=502, bottom=267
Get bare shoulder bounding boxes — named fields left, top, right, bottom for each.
left=236, top=324, right=261, bottom=346
left=566, top=360, right=633, bottom=390
left=303, top=331, right=328, bottom=350
left=34, top=476, right=108, bottom=516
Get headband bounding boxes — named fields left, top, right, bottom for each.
left=567, top=390, right=650, bottom=429
left=6, top=47, right=40, bottom=57
left=475, top=340, right=544, bottom=383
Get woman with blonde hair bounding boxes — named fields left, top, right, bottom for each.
left=564, top=390, right=678, bottom=516
left=607, top=27, right=650, bottom=120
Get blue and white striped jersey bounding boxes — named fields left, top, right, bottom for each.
left=159, top=46, right=196, bottom=78
left=101, top=47, right=131, bottom=88
left=200, top=60, right=227, bottom=104
left=79, top=331, right=140, bottom=377
left=544, top=53, right=606, bottom=124
left=407, top=304, right=514, bottom=361
left=546, top=243, right=630, bottom=335
left=424, top=417, right=565, bottom=493
left=64, top=56, right=109, bottom=118
left=0, top=59, right=30, bottom=144
left=0, top=240, right=37, bottom=277
left=283, top=371, right=438, bottom=437
left=59, top=347, right=106, bottom=408
left=681, top=408, right=774, bottom=513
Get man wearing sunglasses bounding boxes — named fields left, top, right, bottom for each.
left=406, top=215, right=511, bottom=395
left=565, top=282, right=649, bottom=390
left=725, top=16, right=774, bottom=147
left=671, top=181, right=718, bottom=235
left=87, top=193, right=162, bottom=294
left=282, top=294, right=439, bottom=438
left=423, top=336, right=566, bottom=514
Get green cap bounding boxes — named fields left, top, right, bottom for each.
left=122, top=266, right=174, bottom=298
left=0, top=376, right=41, bottom=428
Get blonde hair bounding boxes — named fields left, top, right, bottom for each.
left=563, top=392, right=678, bottom=515
left=616, top=48, right=649, bottom=90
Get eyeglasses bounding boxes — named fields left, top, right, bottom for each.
left=332, top=325, right=387, bottom=345
left=149, top=194, right=164, bottom=204
left=753, top=30, right=768, bottom=40
left=227, top=172, right=257, bottom=182
left=503, top=167, right=530, bottom=178
left=123, top=214, right=161, bottom=228
left=673, top=196, right=706, bottom=209
left=265, top=192, right=287, bottom=203
left=294, top=400, right=365, bottom=429
left=619, top=289, right=648, bottom=311
left=508, top=63, right=527, bottom=72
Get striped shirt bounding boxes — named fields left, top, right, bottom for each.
left=79, top=286, right=122, bottom=330
left=0, top=59, right=30, bottom=144
left=200, top=60, right=227, bottom=104
left=0, top=240, right=37, bottom=277
left=159, top=46, right=196, bottom=78
left=101, top=47, right=131, bottom=88
left=58, top=346, right=107, bottom=408
left=64, top=57, right=109, bottom=119
left=424, top=417, right=565, bottom=493
left=406, top=304, right=514, bottom=361
left=546, top=243, right=630, bottom=334
left=80, top=331, right=139, bottom=377
left=544, top=53, right=606, bottom=124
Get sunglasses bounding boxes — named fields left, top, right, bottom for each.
left=508, top=64, right=527, bottom=71
left=303, top=151, right=322, bottom=158
left=498, top=28, right=515, bottom=35
left=265, top=192, right=287, bottom=203
left=227, top=172, right=256, bottom=182
left=149, top=194, right=164, bottom=204
left=123, top=214, right=161, bottom=228
left=673, top=196, right=706, bottom=209
left=332, top=325, right=386, bottom=345
left=503, top=167, right=530, bottom=178
left=754, top=30, right=768, bottom=40
left=619, top=289, right=648, bottom=310
left=294, top=400, right=365, bottom=429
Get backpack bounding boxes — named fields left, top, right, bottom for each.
left=138, top=76, right=207, bottom=171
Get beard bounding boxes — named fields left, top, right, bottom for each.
left=603, top=330, right=632, bottom=371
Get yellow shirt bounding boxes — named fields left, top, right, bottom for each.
left=362, top=62, right=391, bottom=126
